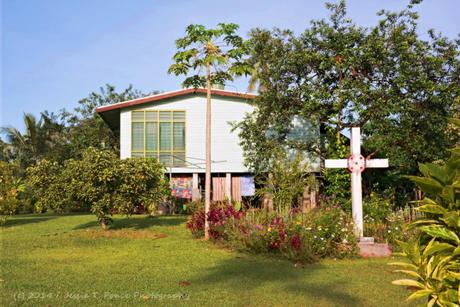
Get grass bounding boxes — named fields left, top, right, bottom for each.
left=1, top=213, right=416, bottom=306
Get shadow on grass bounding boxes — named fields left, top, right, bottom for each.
left=3, top=215, right=57, bottom=228
left=189, top=256, right=362, bottom=306
left=73, top=215, right=186, bottom=231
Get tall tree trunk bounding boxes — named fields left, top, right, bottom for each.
left=204, top=62, right=212, bottom=239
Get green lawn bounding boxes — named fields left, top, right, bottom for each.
left=1, top=213, right=414, bottom=306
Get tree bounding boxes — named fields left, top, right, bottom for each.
left=65, top=84, right=155, bottom=158
left=168, top=23, right=251, bottom=239
left=1, top=113, right=49, bottom=168
left=27, top=148, right=166, bottom=229
left=26, top=159, right=69, bottom=213
left=237, top=1, right=459, bottom=201
left=0, top=138, right=12, bottom=162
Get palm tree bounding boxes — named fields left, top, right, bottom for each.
left=168, top=23, right=251, bottom=239
left=1, top=113, right=45, bottom=164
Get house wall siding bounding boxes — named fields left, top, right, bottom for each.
left=119, top=94, right=254, bottom=173
left=120, top=110, right=131, bottom=159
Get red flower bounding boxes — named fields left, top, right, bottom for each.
left=290, top=234, right=301, bottom=250
left=270, top=241, right=280, bottom=249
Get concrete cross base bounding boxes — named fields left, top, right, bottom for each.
left=360, top=237, right=374, bottom=244
left=358, top=238, right=392, bottom=258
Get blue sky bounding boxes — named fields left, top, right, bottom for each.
left=1, top=0, right=459, bottom=133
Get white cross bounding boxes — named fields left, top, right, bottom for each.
left=325, top=127, right=389, bottom=238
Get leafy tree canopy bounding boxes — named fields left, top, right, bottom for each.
left=237, top=0, right=460, bottom=180
left=1, top=84, right=155, bottom=166
left=168, top=23, right=252, bottom=88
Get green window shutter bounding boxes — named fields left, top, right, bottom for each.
left=145, top=111, right=158, bottom=121
left=145, top=122, right=158, bottom=151
left=173, top=152, right=186, bottom=167
left=131, top=152, right=144, bottom=158
left=132, top=110, right=185, bottom=163
left=160, top=122, right=171, bottom=150
left=160, top=111, right=172, bottom=121
left=145, top=152, right=157, bottom=158
left=132, top=111, right=144, bottom=121
left=173, top=111, right=185, bottom=121
left=160, top=153, right=172, bottom=166
left=132, top=122, right=144, bottom=152
left=173, top=122, right=185, bottom=150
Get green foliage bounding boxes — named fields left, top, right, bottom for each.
left=0, top=162, right=24, bottom=224
left=237, top=1, right=459, bottom=192
left=168, top=23, right=252, bottom=88
left=64, top=84, right=154, bottom=159
left=1, top=113, right=58, bottom=170
left=1, top=85, right=153, bottom=170
left=64, top=149, right=121, bottom=228
left=3, top=85, right=157, bottom=216
left=27, top=160, right=70, bottom=213
left=115, top=157, right=169, bottom=215
left=0, top=138, right=11, bottom=162
left=392, top=119, right=460, bottom=305
left=189, top=206, right=359, bottom=263
left=256, top=150, right=313, bottom=213
left=27, top=148, right=166, bottom=229
left=323, top=128, right=350, bottom=202
left=362, top=193, right=414, bottom=245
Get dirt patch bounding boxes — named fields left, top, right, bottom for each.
left=72, top=229, right=167, bottom=240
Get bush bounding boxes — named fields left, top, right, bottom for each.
left=362, top=193, right=410, bottom=245
left=27, top=160, right=70, bottom=213
left=255, top=150, right=313, bottom=213
left=186, top=201, right=244, bottom=239
left=0, top=162, right=24, bottom=224
left=27, top=148, right=166, bottom=229
left=322, top=192, right=413, bottom=246
left=391, top=118, right=460, bottom=305
left=187, top=204, right=358, bottom=263
left=186, top=207, right=206, bottom=237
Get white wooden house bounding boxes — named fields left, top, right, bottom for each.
left=96, top=88, right=258, bottom=201
left=97, top=87, right=320, bottom=206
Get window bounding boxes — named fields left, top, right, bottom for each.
left=131, top=110, right=186, bottom=167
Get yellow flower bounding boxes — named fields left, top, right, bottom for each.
left=268, top=227, right=272, bottom=232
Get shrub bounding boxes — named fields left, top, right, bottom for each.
left=323, top=192, right=412, bottom=246
left=186, top=201, right=244, bottom=239
left=116, top=157, right=168, bottom=215
left=27, top=160, right=70, bottom=212
left=182, top=200, right=203, bottom=215
left=187, top=204, right=358, bottom=263
left=242, top=208, right=358, bottom=262
left=362, top=193, right=409, bottom=245
left=323, top=128, right=350, bottom=203
left=186, top=208, right=206, bottom=237
left=0, top=162, right=24, bottom=224
left=256, top=150, right=313, bottom=213
left=27, top=148, right=166, bottom=229
left=391, top=118, right=460, bottom=305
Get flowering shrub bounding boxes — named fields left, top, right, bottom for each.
left=234, top=207, right=358, bottom=262
left=362, top=194, right=414, bottom=245
left=187, top=204, right=358, bottom=263
left=320, top=192, right=413, bottom=246
left=186, top=209, right=206, bottom=237
left=207, top=203, right=244, bottom=240
left=186, top=202, right=244, bottom=239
